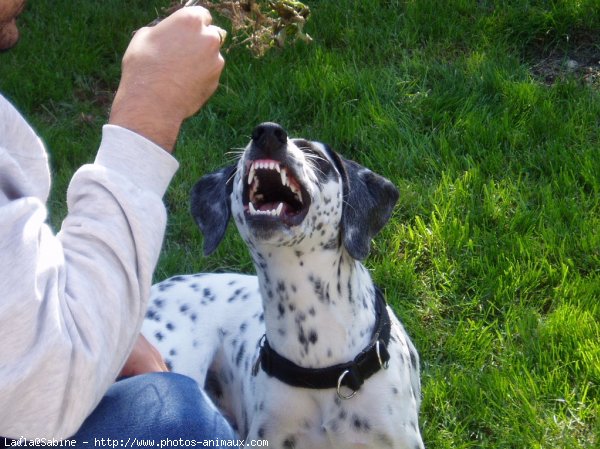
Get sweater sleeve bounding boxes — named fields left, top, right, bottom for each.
left=0, top=95, right=179, bottom=439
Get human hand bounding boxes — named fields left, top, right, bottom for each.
left=120, top=334, right=169, bottom=377
left=109, top=6, right=226, bottom=151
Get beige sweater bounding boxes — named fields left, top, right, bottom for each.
left=0, top=94, right=179, bottom=438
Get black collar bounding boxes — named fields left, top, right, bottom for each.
left=253, top=287, right=391, bottom=398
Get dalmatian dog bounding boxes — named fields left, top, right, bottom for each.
left=143, top=123, right=425, bottom=449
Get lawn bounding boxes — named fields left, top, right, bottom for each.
left=1, top=0, right=598, bottom=447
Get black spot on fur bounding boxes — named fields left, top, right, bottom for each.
left=154, top=331, right=164, bottom=341
left=298, top=327, right=308, bottom=352
left=352, top=414, right=371, bottom=432
left=179, top=304, right=190, bottom=313
left=166, top=322, right=175, bottom=331
left=203, top=288, right=216, bottom=302
left=228, top=288, right=244, bottom=303
left=146, top=309, right=160, bottom=322
left=158, top=283, right=173, bottom=292
left=309, top=275, right=329, bottom=304
left=282, top=436, right=296, bottom=449
left=236, top=342, right=246, bottom=367
left=409, top=348, right=418, bottom=370
left=322, top=235, right=339, bottom=250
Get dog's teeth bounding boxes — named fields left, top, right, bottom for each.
left=250, top=177, right=259, bottom=198
left=290, top=184, right=301, bottom=201
left=280, top=168, right=288, bottom=187
left=248, top=164, right=256, bottom=185
left=249, top=202, right=257, bottom=214
left=275, top=202, right=283, bottom=216
left=274, top=163, right=281, bottom=173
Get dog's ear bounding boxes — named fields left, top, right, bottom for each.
left=190, top=165, right=236, bottom=256
left=332, top=154, right=399, bottom=260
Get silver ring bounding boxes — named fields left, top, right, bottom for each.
left=336, top=370, right=357, bottom=400
left=376, top=341, right=390, bottom=369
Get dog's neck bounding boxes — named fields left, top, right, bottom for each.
left=251, top=243, right=378, bottom=368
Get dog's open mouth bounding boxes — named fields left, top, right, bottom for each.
left=243, top=159, right=310, bottom=226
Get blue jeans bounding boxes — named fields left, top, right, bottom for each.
left=71, top=372, right=238, bottom=446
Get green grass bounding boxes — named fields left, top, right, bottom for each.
left=1, top=1, right=598, bottom=447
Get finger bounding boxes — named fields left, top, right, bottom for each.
left=204, top=25, right=227, bottom=49
left=182, top=5, right=213, bottom=26
left=214, top=26, right=227, bottom=47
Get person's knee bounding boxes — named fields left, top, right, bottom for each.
left=153, top=373, right=236, bottom=438
left=74, top=372, right=237, bottom=441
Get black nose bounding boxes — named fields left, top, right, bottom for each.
left=251, top=122, right=288, bottom=153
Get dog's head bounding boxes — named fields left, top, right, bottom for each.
left=190, top=123, right=399, bottom=260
